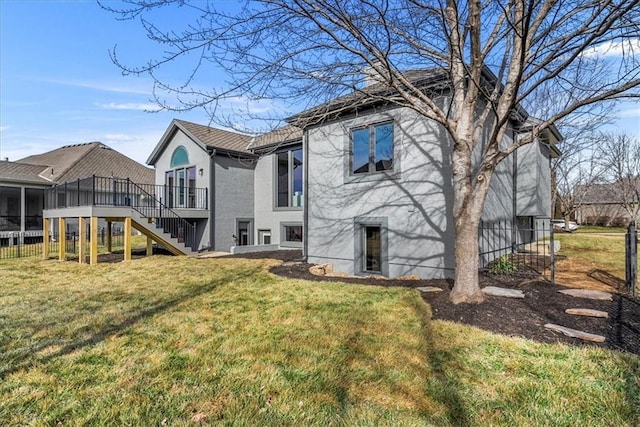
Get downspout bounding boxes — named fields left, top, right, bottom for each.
left=210, top=149, right=216, bottom=250
left=303, top=130, right=309, bottom=261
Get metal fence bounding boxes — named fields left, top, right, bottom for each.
left=0, top=228, right=128, bottom=260
left=478, top=218, right=555, bottom=282
left=626, top=221, right=638, bottom=297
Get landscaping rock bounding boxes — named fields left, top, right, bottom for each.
left=482, top=286, right=525, bottom=298
left=416, top=286, right=443, bottom=293
left=544, top=323, right=606, bottom=342
left=565, top=308, right=609, bottom=318
left=309, top=263, right=333, bottom=276
left=398, top=274, right=421, bottom=281
left=558, top=289, right=613, bottom=301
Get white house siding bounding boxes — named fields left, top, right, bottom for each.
left=306, top=107, right=458, bottom=279
left=253, top=153, right=303, bottom=247
left=213, top=155, right=255, bottom=251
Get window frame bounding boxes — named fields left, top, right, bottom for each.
left=273, top=145, right=303, bottom=210
left=280, top=222, right=303, bottom=248
left=350, top=121, right=394, bottom=176
left=353, top=217, right=389, bottom=276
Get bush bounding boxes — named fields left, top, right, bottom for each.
left=489, top=255, right=517, bottom=274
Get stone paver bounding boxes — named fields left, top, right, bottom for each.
left=558, top=289, right=613, bottom=301
left=482, top=286, right=525, bottom=298
left=416, top=286, right=443, bottom=293
left=544, top=323, right=606, bottom=342
left=565, top=308, right=609, bottom=318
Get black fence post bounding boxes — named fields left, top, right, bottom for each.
left=626, top=221, right=637, bottom=298
left=550, top=221, right=555, bottom=286
left=77, top=178, right=80, bottom=206
left=126, top=178, right=131, bottom=206
left=92, top=175, right=96, bottom=206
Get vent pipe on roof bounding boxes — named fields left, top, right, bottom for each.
left=3, top=157, right=8, bottom=162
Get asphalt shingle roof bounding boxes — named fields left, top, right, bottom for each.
left=249, top=125, right=303, bottom=150
left=175, top=119, right=253, bottom=153
left=0, top=161, right=51, bottom=185
left=17, top=142, right=154, bottom=185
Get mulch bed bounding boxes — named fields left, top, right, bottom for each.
left=234, top=250, right=640, bottom=356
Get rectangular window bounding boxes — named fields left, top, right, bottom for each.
left=364, top=225, right=382, bottom=272
left=275, top=147, right=304, bottom=208
left=165, top=170, right=174, bottom=208
left=281, top=223, right=303, bottom=247
left=177, top=169, right=185, bottom=206
left=187, top=167, right=196, bottom=208
left=351, top=122, right=394, bottom=175
left=258, top=229, right=271, bottom=245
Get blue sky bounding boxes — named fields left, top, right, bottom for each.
left=0, top=0, right=216, bottom=165
left=1, top=0, right=638, bottom=166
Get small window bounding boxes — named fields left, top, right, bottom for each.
left=281, top=223, right=303, bottom=247
left=170, top=146, right=189, bottom=167
left=258, top=229, right=271, bottom=245
left=351, top=122, right=394, bottom=175
left=364, top=225, right=382, bottom=273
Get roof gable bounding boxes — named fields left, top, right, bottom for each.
left=0, top=161, right=52, bottom=185
left=147, top=119, right=253, bottom=165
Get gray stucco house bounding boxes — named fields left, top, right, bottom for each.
left=146, top=119, right=303, bottom=252
left=146, top=70, right=560, bottom=279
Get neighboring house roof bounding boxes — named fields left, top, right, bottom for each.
left=18, top=142, right=154, bottom=185
left=249, top=125, right=303, bottom=150
left=578, top=180, right=640, bottom=204
left=0, top=161, right=52, bottom=185
left=147, top=119, right=254, bottom=165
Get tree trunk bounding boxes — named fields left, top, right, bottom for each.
left=450, top=216, right=485, bottom=304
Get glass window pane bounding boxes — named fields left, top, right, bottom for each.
left=187, top=167, right=196, bottom=208
left=292, top=149, right=303, bottom=207
left=284, top=225, right=303, bottom=242
left=365, top=226, right=381, bottom=272
left=375, top=123, right=393, bottom=171
left=170, top=146, right=189, bottom=167
left=277, top=152, right=289, bottom=207
left=178, top=169, right=185, bottom=205
left=165, top=171, right=174, bottom=207
left=352, top=128, right=370, bottom=174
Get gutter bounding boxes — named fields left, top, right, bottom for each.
left=302, top=130, right=309, bottom=262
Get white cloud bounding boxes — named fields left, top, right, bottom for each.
left=37, top=77, right=152, bottom=95
left=0, top=126, right=9, bottom=132
left=617, top=106, right=640, bottom=118
left=582, top=38, right=640, bottom=58
left=97, top=102, right=161, bottom=111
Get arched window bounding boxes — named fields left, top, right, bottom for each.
left=170, top=146, right=189, bottom=167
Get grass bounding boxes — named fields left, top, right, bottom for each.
left=555, top=227, right=638, bottom=281
left=1, top=256, right=639, bottom=425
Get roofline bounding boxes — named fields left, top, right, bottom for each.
left=147, top=119, right=210, bottom=166
left=207, top=146, right=259, bottom=159
left=0, top=177, right=54, bottom=186
left=286, top=66, right=530, bottom=128
left=250, top=137, right=303, bottom=153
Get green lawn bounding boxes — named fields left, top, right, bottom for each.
left=1, top=256, right=638, bottom=425
left=555, top=227, right=638, bottom=280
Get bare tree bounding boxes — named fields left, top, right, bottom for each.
left=103, top=0, right=640, bottom=303
left=598, top=133, right=640, bottom=224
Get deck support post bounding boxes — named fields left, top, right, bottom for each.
left=78, top=217, right=86, bottom=264
left=90, top=216, right=98, bottom=265
left=106, top=221, right=112, bottom=253
left=124, top=217, right=132, bottom=261
left=146, top=235, right=153, bottom=256
left=58, top=217, right=66, bottom=261
left=43, top=218, right=50, bottom=259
